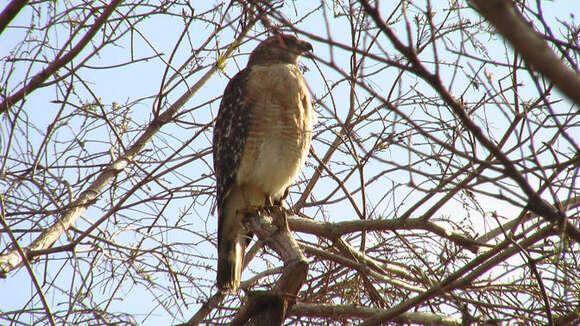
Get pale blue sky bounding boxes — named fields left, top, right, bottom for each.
left=1, top=1, right=578, bottom=325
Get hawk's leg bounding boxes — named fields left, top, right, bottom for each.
left=265, top=195, right=274, bottom=208
left=273, top=187, right=290, bottom=207
left=238, top=205, right=261, bottom=231
left=262, top=195, right=279, bottom=216
left=278, top=188, right=291, bottom=232
left=264, top=193, right=289, bottom=232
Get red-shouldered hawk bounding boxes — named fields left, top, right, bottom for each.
left=213, top=34, right=314, bottom=293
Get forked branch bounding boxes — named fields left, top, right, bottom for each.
left=230, top=210, right=308, bottom=326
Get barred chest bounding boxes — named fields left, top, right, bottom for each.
left=236, top=63, right=315, bottom=201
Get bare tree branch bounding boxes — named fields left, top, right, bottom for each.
left=290, top=303, right=462, bottom=325
left=359, top=224, right=554, bottom=325
left=1, top=1, right=578, bottom=324
left=230, top=209, right=308, bottom=326
left=0, top=0, right=122, bottom=115
left=0, top=0, right=27, bottom=35
left=0, top=25, right=255, bottom=277
left=358, top=0, right=580, bottom=244
left=290, top=215, right=482, bottom=252
left=471, top=0, right=580, bottom=106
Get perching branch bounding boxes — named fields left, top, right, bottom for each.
left=230, top=210, right=308, bottom=326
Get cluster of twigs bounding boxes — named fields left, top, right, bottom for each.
left=0, top=0, right=578, bottom=325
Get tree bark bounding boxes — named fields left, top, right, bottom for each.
left=230, top=210, right=308, bottom=326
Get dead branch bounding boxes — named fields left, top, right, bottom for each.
left=0, top=0, right=27, bottom=35
left=230, top=210, right=308, bottom=326
left=471, top=0, right=580, bottom=106
left=290, top=303, right=462, bottom=325
left=289, top=215, right=482, bottom=253
left=0, top=0, right=122, bottom=115
left=0, top=28, right=254, bottom=278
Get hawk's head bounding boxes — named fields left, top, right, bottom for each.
left=248, top=34, right=313, bottom=66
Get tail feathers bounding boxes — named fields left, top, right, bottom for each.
left=217, top=237, right=245, bottom=293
